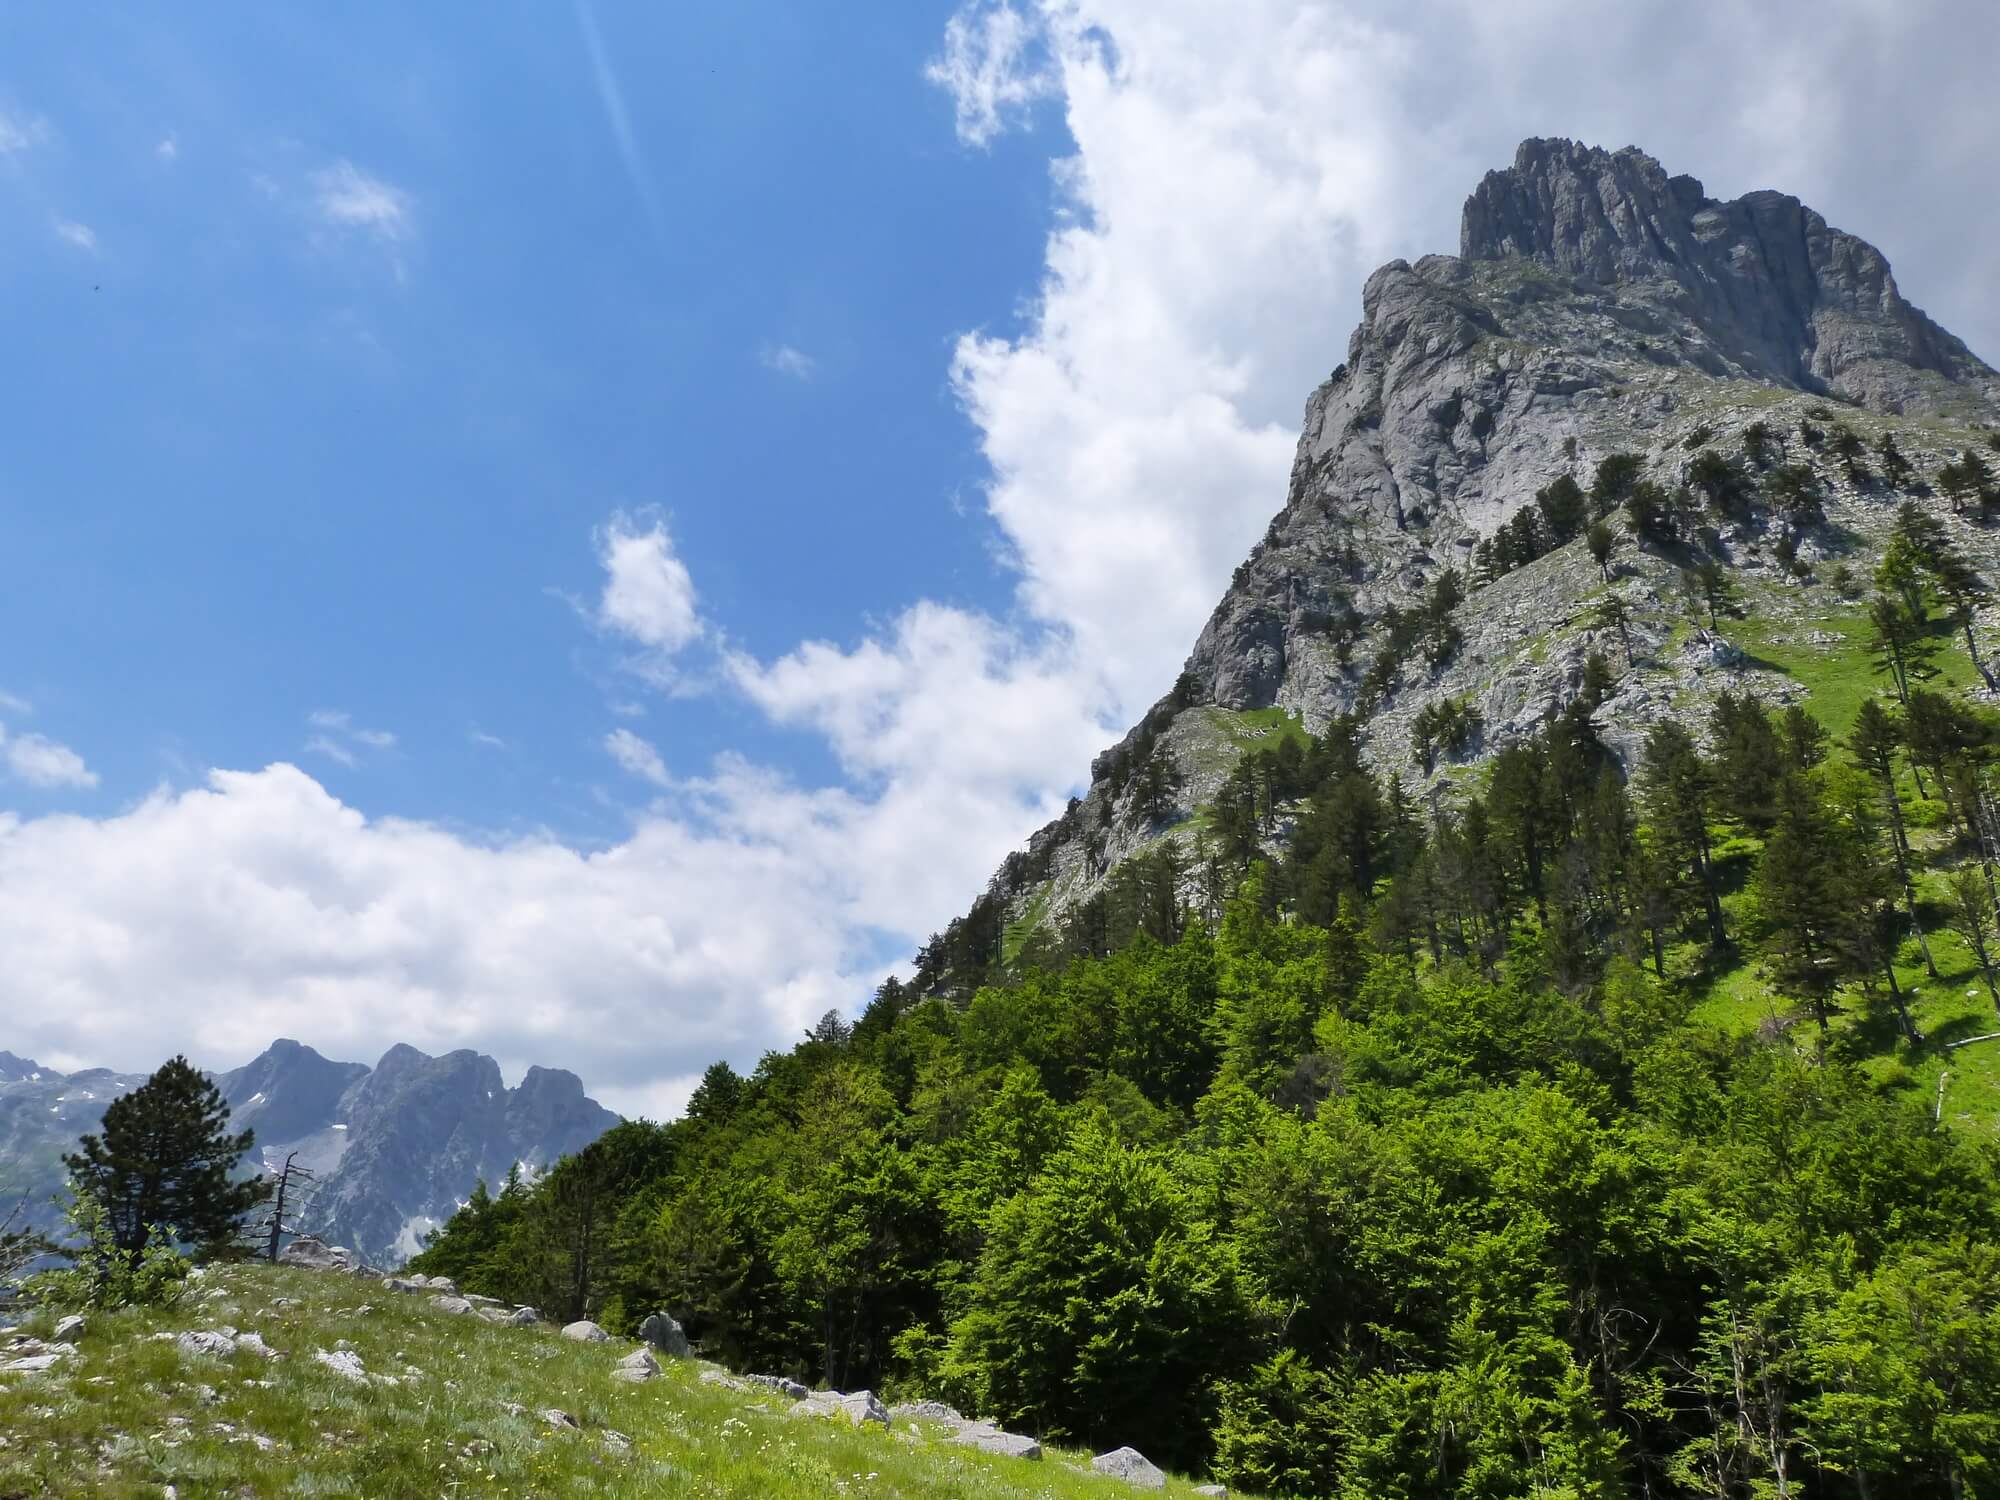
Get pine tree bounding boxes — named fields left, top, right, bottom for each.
left=1849, top=697, right=1939, bottom=980
left=1946, top=867, right=2000, bottom=1010
left=1682, top=561, right=1740, bottom=632
left=63, top=1056, right=271, bottom=1256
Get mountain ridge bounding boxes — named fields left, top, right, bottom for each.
left=934, top=136, right=2000, bottom=978
left=0, top=1038, right=619, bottom=1266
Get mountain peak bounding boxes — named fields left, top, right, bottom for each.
left=1460, top=137, right=1706, bottom=277
left=1456, top=136, right=1994, bottom=415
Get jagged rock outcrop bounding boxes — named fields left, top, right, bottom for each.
left=1460, top=139, right=1994, bottom=414
left=978, top=138, right=2000, bottom=945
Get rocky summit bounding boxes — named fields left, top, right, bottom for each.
left=965, top=137, right=2000, bottom=958
left=0, top=1038, right=617, bottom=1266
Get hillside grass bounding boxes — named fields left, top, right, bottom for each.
left=1735, top=607, right=1976, bottom=739
left=0, top=1264, right=1225, bottom=1499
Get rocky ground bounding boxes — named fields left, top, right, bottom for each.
left=0, top=1242, right=1229, bottom=1498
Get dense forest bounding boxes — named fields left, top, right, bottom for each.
left=413, top=463, right=2000, bottom=1497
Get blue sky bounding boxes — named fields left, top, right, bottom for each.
left=3, top=1, right=1064, bottom=838
left=3, top=1, right=1996, bottom=1118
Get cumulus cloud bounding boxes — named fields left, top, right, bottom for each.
left=311, top=160, right=413, bottom=244
left=156, top=135, right=178, bottom=163
left=0, top=766, right=866, bottom=1117
left=760, top=343, right=818, bottom=381
left=0, top=725, right=97, bottom=790
left=52, top=219, right=97, bottom=254
left=596, top=514, right=701, bottom=656
left=605, top=728, right=670, bottom=787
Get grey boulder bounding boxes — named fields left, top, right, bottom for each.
left=430, top=1296, right=474, bottom=1316
left=1093, top=1446, right=1167, bottom=1490
left=613, top=1347, right=660, bottom=1383
left=174, top=1330, right=239, bottom=1359
left=954, top=1425, right=1041, bottom=1460
left=561, top=1320, right=609, bottom=1343
left=51, top=1315, right=85, bottom=1343
left=638, top=1311, right=691, bottom=1358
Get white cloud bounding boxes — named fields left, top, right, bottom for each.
left=0, top=691, right=30, bottom=715
left=469, top=728, right=508, bottom=750
left=760, top=343, right=818, bottom=381
left=304, top=736, right=358, bottom=769
left=926, top=1, right=1057, bottom=147
left=0, top=725, right=98, bottom=790
left=304, top=710, right=395, bottom=766
left=596, top=514, right=701, bottom=656
left=52, top=219, right=97, bottom=254
left=0, top=766, right=873, bottom=1108
left=0, top=109, right=48, bottom=154
left=156, top=135, right=178, bottom=162
left=573, top=0, right=669, bottom=242
left=311, top=160, right=413, bottom=244
left=604, top=728, right=669, bottom=787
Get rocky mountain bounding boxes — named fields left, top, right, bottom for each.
left=973, top=137, right=2000, bottom=958
left=0, top=1039, right=618, bottom=1266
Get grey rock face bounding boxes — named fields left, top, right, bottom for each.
left=1092, top=1446, right=1167, bottom=1489
left=975, top=139, right=2000, bottom=942
left=747, top=1372, right=810, bottom=1401
left=1461, top=139, right=1994, bottom=415
left=638, top=1311, right=691, bottom=1357
left=50, top=1315, right=84, bottom=1343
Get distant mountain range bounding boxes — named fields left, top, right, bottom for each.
left=0, top=1039, right=619, bottom=1266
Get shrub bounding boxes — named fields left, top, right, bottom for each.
left=22, top=1190, right=191, bottom=1311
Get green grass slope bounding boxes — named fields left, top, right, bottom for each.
left=0, top=1263, right=1223, bottom=1499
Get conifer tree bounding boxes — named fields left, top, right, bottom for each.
left=1850, top=697, right=1938, bottom=979
left=63, top=1056, right=270, bottom=1257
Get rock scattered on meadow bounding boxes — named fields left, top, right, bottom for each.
left=174, top=1330, right=238, bottom=1359
left=312, top=1348, right=368, bottom=1382
left=560, top=1319, right=609, bottom=1343
left=1093, top=1446, right=1167, bottom=1489
left=613, top=1347, right=660, bottom=1383
left=638, top=1311, right=691, bottom=1358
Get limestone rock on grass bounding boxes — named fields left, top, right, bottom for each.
left=613, top=1347, right=659, bottom=1383
left=429, top=1296, right=473, bottom=1316
left=952, top=1425, right=1041, bottom=1460
left=51, top=1315, right=85, bottom=1343
left=560, top=1320, right=608, bottom=1343
left=638, top=1311, right=691, bottom=1358
left=311, top=1348, right=368, bottom=1383
left=1092, top=1446, right=1167, bottom=1489
left=174, top=1330, right=238, bottom=1359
